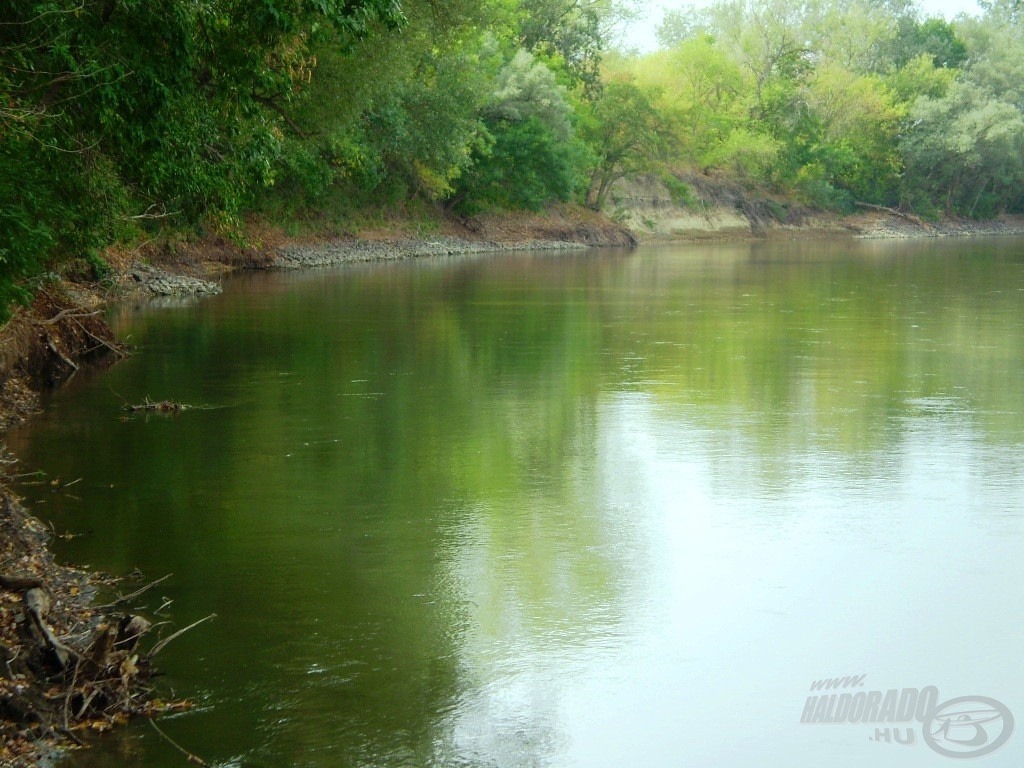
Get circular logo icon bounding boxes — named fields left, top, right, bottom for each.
left=923, top=696, right=1015, bottom=759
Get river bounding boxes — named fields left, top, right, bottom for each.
left=10, top=237, right=1024, bottom=767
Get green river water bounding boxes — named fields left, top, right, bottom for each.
left=9, top=238, right=1024, bottom=767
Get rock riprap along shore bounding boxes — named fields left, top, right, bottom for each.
left=126, top=264, right=222, bottom=296
left=273, top=236, right=588, bottom=269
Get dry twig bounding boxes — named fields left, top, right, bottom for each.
left=148, top=614, right=216, bottom=658
left=149, top=718, right=208, bottom=766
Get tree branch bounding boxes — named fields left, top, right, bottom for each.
left=252, top=95, right=308, bottom=139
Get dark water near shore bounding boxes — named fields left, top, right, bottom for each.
left=11, top=238, right=1024, bottom=767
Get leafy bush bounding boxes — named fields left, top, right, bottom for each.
left=659, top=173, right=698, bottom=207
left=793, top=163, right=855, bottom=212
left=456, top=117, right=588, bottom=211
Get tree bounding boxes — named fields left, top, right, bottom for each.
left=804, top=64, right=904, bottom=204
left=455, top=117, right=588, bottom=210
left=579, top=79, right=671, bottom=209
left=877, top=16, right=968, bottom=71
left=488, top=50, right=574, bottom=140
left=667, top=35, right=751, bottom=164
left=518, top=0, right=635, bottom=92
left=900, top=83, right=1024, bottom=216
left=0, top=0, right=405, bottom=315
left=656, top=9, right=700, bottom=49
left=454, top=50, right=588, bottom=211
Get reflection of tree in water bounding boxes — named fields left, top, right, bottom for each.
left=600, top=239, right=1024, bottom=487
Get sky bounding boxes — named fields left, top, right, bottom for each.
left=618, top=0, right=984, bottom=51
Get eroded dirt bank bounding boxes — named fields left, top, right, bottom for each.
left=611, top=173, right=1024, bottom=243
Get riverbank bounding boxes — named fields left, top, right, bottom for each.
left=0, top=204, right=636, bottom=429
left=0, top=285, right=176, bottom=765
left=3, top=199, right=1023, bottom=441
left=611, top=173, right=1024, bottom=243
left=0, top=449, right=172, bottom=766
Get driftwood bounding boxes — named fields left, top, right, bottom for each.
left=46, top=339, right=79, bottom=376
left=71, top=317, right=128, bottom=359
left=149, top=718, right=209, bottom=766
left=125, top=397, right=192, bottom=413
left=32, top=308, right=102, bottom=327
left=854, top=201, right=931, bottom=228
left=147, top=614, right=216, bottom=658
left=24, top=588, right=71, bottom=669
left=96, top=572, right=172, bottom=609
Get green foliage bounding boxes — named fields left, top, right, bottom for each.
left=702, top=127, right=781, bottom=179
left=900, top=82, right=1024, bottom=216
left=659, top=173, right=697, bottom=207
left=881, top=17, right=968, bottom=71
left=656, top=9, right=700, bottom=49
left=6, top=0, right=1024, bottom=322
left=454, top=48, right=590, bottom=211
left=456, top=117, right=588, bottom=211
left=579, top=78, right=672, bottom=209
left=0, top=0, right=404, bottom=314
left=793, top=163, right=855, bottom=212
left=625, top=0, right=1024, bottom=216
left=358, top=51, right=489, bottom=200
left=488, top=50, right=574, bottom=140
left=517, top=0, right=607, bottom=92
left=886, top=54, right=958, bottom=102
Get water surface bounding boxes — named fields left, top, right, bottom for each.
left=12, top=238, right=1024, bottom=767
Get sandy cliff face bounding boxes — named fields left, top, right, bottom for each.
left=607, top=173, right=852, bottom=241
left=608, top=175, right=749, bottom=239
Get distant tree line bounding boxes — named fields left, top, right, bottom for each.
left=626, top=0, right=1024, bottom=219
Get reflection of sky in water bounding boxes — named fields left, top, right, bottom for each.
left=444, top=392, right=1024, bottom=767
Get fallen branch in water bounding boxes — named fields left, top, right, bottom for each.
left=0, top=557, right=205, bottom=761
left=0, top=574, right=44, bottom=591
left=854, top=201, right=931, bottom=228
left=46, top=338, right=78, bottom=376
left=32, top=308, right=102, bottom=327
left=96, top=573, right=173, bottom=610
left=24, top=587, right=73, bottom=668
left=71, top=317, right=128, bottom=358
left=149, top=718, right=208, bottom=766
left=148, top=614, right=216, bottom=658
left=125, top=397, right=193, bottom=413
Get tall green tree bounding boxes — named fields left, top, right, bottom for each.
left=900, top=83, right=1024, bottom=216
left=454, top=50, right=589, bottom=211
left=580, top=78, right=671, bottom=209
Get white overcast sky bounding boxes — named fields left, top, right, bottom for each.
left=617, top=0, right=984, bottom=51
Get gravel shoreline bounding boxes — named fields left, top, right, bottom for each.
left=273, top=236, right=589, bottom=270
left=853, top=216, right=1024, bottom=240
left=121, top=218, right=1024, bottom=295
left=126, top=263, right=223, bottom=296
